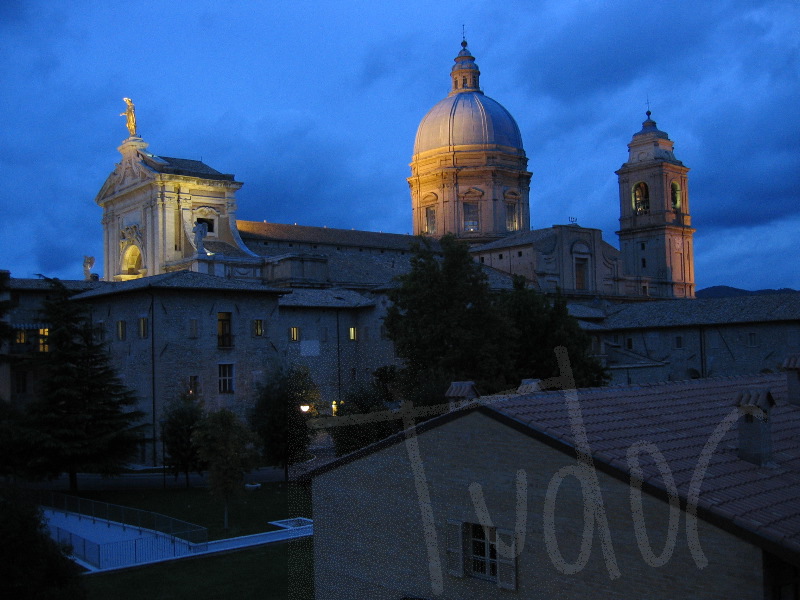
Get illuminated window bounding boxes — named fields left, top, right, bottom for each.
left=424, top=206, right=436, bottom=234
left=463, top=203, right=479, bottom=232
left=14, top=330, right=26, bottom=344
left=37, top=328, right=49, bottom=352
left=138, top=317, right=148, bottom=339
left=188, top=318, right=198, bottom=339
left=505, top=203, right=518, bottom=231
left=349, top=327, right=358, bottom=341
left=217, top=312, right=233, bottom=347
left=671, top=182, right=681, bottom=211
left=116, top=321, right=126, bottom=341
left=632, top=182, right=650, bottom=214
left=218, top=364, right=234, bottom=393
left=446, top=521, right=516, bottom=590
left=253, top=319, right=264, bottom=337
left=289, top=327, right=300, bottom=342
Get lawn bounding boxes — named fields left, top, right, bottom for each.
left=84, top=537, right=314, bottom=600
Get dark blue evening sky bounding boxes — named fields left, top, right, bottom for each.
left=1, top=0, right=798, bottom=290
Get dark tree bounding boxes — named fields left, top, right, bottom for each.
left=193, top=409, right=259, bottom=530
left=329, top=381, right=400, bottom=457
left=162, top=391, right=205, bottom=488
left=499, top=277, right=607, bottom=388
left=385, top=241, right=607, bottom=400
left=0, top=487, right=86, bottom=600
left=384, top=235, right=510, bottom=395
left=27, top=279, right=144, bottom=490
left=250, top=366, right=317, bottom=481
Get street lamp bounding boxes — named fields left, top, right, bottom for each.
left=299, top=404, right=310, bottom=413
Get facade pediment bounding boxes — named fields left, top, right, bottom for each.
left=95, top=146, right=156, bottom=206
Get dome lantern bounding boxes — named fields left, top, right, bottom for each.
left=449, top=40, right=481, bottom=95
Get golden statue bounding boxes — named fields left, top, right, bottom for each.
left=120, top=97, right=137, bottom=137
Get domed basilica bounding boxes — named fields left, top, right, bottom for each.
left=95, top=40, right=695, bottom=300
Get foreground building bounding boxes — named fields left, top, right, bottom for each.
left=311, top=367, right=800, bottom=599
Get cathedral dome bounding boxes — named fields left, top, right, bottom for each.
left=412, top=41, right=524, bottom=156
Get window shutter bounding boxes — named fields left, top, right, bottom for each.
left=496, top=528, right=517, bottom=590
left=446, top=519, right=465, bottom=577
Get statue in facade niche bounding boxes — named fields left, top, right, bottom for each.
left=120, top=97, right=137, bottom=137
left=193, top=221, right=208, bottom=255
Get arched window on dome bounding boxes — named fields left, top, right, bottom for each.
left=463, top=203, right=479, bottom=232
left=462, top=76, right=467, bottom=88
left=505, top=203, right=518, bottom=232
left=424, top=206, right=437, bottom=235
left=671, top=181, right=681, bottom=212
left=632, top=182, right=650, bottom=215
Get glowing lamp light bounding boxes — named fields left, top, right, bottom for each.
left=299, top=404, right=310, bottom=413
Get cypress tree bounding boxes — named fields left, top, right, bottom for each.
left=27, top=279, right=144, bottom=490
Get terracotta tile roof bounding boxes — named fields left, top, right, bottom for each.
left=482, top=373, right=800, bottom=558
left=9, top=278, right=108, bottom=292
left=279, top=288, right=375, bottom=309
left=142, top=154, right=236, bottom=181
left=237, top=220, right=424, bottom=252
left=70, top=271, right=286, bottom=299
left=472, top=228, right=556, bottom=252
left=602, top=293, right=800, bottom=329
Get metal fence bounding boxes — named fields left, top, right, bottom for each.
left=29, top=489, right=209, bottom=569
left=32, top=489, right=208, bottom=545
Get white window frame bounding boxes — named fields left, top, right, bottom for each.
left=446, top=520, right=516, bottom=590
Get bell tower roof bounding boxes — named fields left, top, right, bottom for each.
left=625, top=111, right=683, bottom=166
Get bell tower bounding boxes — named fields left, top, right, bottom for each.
left=616, top=112, right=695, bottom=298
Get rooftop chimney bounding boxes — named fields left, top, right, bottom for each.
left=517, top=379, right=542, bottom=394
left=782, top=354, right=800, bottom=406
left=445, top=381, right=479, bottom=412
left=737, top=389, right=776, bottom=466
